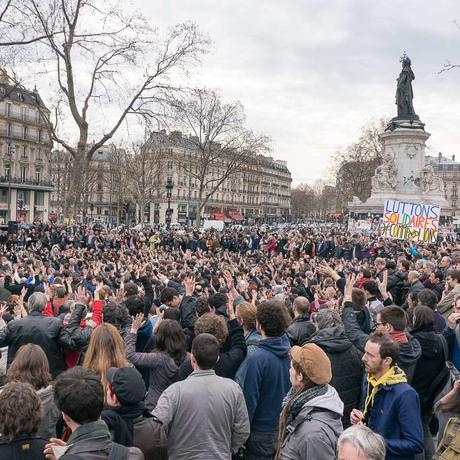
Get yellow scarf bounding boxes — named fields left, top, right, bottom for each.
left=362, top=365, right=407, bottom=422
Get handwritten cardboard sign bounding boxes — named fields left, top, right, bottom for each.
left=382, top=199, right=440, bottom=243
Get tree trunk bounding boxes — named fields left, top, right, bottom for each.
left=65, top=154, right=91, bottom=222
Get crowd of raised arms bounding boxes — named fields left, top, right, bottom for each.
left=1, top=222, right=460, bottom=460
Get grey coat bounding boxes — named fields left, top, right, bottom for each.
left=153, top=369, right=250, bottom=460
left=37, top=385, right=60, bottom=440
left=125, top=332, right=184, bottom=410
left=279, top=385, right=344, bottom=460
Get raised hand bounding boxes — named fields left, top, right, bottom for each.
left=75, top=286, right=91, bottom=306
left=376, top=270, right=389, bottom=299
left=183, top=276, right=196, bottom=297
left=130, top=312, right=145, bottom=333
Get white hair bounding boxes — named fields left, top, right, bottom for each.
left=28, top=292, right=48, bottom=313
left=338, top=425, right=386, bottom=460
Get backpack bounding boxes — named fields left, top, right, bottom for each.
left=427, top=335, right=460, bottom=407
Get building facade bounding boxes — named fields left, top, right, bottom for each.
left=0, top=73, right=53, bottom=223
left=144, top=130, right=292, bottom=225
left=428, top=153, right=460, bottom=217
left=50, top=144, right=125, bottom=225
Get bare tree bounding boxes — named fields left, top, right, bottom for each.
left=332, top=117, right=388, bottom=208
left=169, top=88, right=269, bottom=226
left=124, top=142, right=164, bottom=223
left=0, top=0, right=209, bottom=218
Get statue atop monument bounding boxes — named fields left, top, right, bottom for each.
left=395, top=53, right=418, bottom=119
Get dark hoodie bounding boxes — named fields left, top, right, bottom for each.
left=243, top=335, right=291, bottom=433
left=411, top=326, right=445, bottom=411
left=396, top=334, right=422, bottom=384
left=306, top=325, right=362, bottom=428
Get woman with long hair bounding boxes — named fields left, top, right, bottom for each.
left=82, top=323, right=128, bottom=391
left=126, top=315, right=188, bottom=410
left=275, top=343, right=343, bottom=460
left=5, top=344, right=60, bottom=439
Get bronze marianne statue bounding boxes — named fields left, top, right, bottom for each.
left=395, top=53, right=418, bottom=119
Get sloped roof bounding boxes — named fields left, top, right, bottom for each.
left=0, top=82, right=48, bottom=110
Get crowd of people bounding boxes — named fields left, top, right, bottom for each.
left=0, top=221, right=460, bottom=459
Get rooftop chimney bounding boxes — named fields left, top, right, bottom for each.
left=453, top=154, right=456, bottom=162
left=438, top=152, right=442, bottom=162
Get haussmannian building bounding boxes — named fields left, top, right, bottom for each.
left=144, top=130, right=292, bottom=225
left=50, top=144, right=124, bottom=225
left=0, top=72, right=53, bottom=224
left=427, top=153, right=460, bottom=217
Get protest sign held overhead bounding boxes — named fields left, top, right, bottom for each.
left=382, top=199, right=440, bottom=243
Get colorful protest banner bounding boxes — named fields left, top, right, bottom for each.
left=381, top=199, right=440, bottom=243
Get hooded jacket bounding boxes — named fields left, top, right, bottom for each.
left=306, top=326, right=362, bottom=428
left=243, top=335, right=291, bottom=433
left=279, top=385, right=344, bottom=460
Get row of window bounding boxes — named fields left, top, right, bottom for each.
left=3, top=123, right=44, bottom=142
left=2, top=143, right=44, bottom=160
left=0, top=188, right=45, bottom=205
left=3, top=164, right=42, bottom=182
left=4, top=103, right=42, bottom=123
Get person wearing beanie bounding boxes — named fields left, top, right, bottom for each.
left=102, top=366, right=167, bottom=459
left=275, top=343, right=344, bottom=460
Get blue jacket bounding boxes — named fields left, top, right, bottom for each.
left=243, top=335, right=290, bottom=433
left=361, top=378, right=423, bottom=460
left=234, top=329, right=261, bottom=388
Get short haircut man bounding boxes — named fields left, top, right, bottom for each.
left=292, top=296, right=309, bottom=315
left=417, top=289, right=438, bottom=310
left=152, top=334, right=249, bottom=459
left=379, top=306, right=407, bottom=332
left=191, top=333, right=220, bottom=370
left=54, top=366, right=104, bottom=425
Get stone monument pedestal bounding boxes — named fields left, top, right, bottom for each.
left=348, top=119, right=451, bottom=217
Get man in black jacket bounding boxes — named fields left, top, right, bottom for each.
left=0, top=292, right=90, bottom=377
left=286, top=297, right=316, bottom=346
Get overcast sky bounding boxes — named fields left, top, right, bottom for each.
left=134, top=0, right=460, bottom=185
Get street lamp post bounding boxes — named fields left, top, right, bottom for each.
left=7, top=143, right=15, bottom=222
left=165, top=177, right=173, bottom=229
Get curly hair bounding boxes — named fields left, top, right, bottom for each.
left=7, top=344, right=52, bottom=390
left=256, top=300, right=291, bottom=337
left=0, top=382, right=43, bottom=441
left=194, top=313, right=228, bottom=348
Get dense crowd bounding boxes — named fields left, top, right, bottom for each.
left=0, top=222, right=460, bottom=459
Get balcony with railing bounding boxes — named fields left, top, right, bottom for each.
left=0, top=175, right=53, bottom=190
left=0, top=127, right=51, bottom=145
left=2, top=109, right=47, bottom=126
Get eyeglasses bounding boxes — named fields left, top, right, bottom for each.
left=374, top=321, right=385, bottom=327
